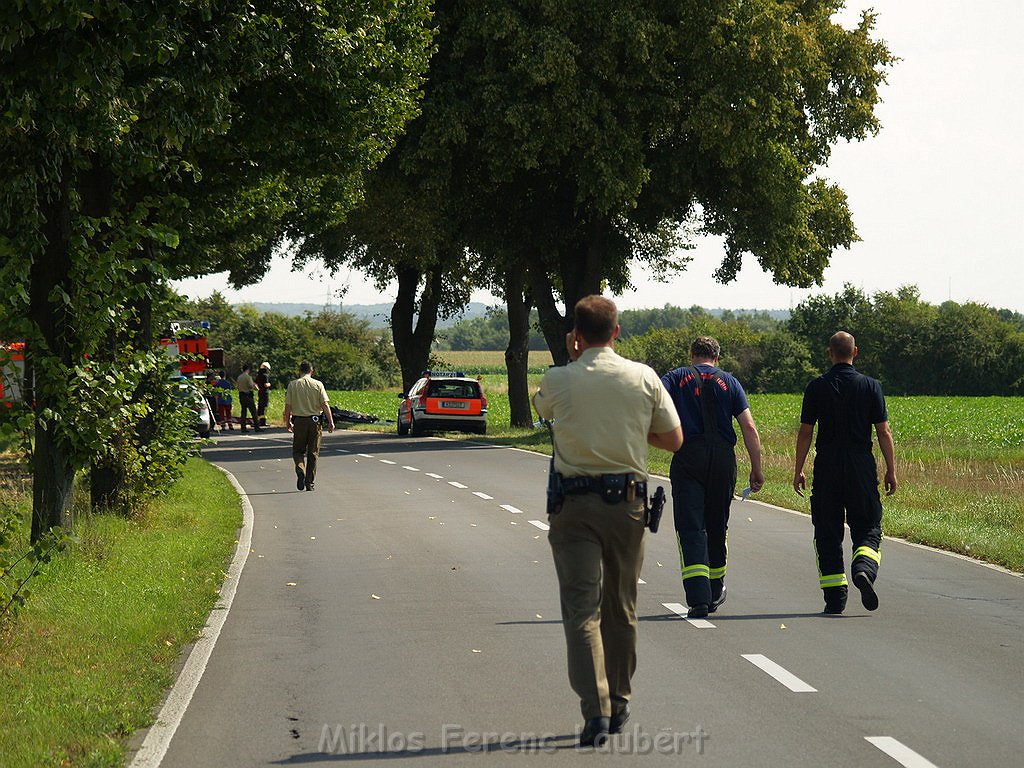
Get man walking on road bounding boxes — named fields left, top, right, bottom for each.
left=533, top=295, right=682, bottom=747
left=793, top=331, right=897, bottom=614
left=283, top=361, right=335, bottom=492
left=235, top=363, right=259, bottom=433
left=661, top=336, right=764, bottom=618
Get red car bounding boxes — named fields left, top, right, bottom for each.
left=397, top=372, right=488, bottom=436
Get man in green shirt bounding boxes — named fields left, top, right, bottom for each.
left=283, top=361, right=335, bottom=491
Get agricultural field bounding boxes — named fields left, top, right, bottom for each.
left=257, top=388, right=1024, bottom=574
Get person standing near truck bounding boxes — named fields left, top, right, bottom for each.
left=236, top=363, right=259, bottom=433
left=256, top=361, right=272, bottom=428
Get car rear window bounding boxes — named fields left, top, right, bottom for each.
left=427, top=381, right=480, bottom=399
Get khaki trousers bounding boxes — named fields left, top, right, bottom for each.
left=548, top=492, right=646, bottom=720
left=292, top=417, right=323, bottom=483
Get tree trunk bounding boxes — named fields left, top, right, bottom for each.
left=530, top=216, right=608, bottom=366
left=391, top=264, right=442, bottom=393
left=504, top=269, right=534, bottom=427
left=29, top=159, right=76, bottom=542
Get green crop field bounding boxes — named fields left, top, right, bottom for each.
left=256, top=389, right=1024, bottom=573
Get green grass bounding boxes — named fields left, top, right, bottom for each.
left=0, top=458, right=241, bottom=768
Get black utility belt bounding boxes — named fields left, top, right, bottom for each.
left=293, top=414, right=321, bottom=422
left=558, top=473, right=646, bottom=504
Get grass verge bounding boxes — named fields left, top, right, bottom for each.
left=0, top=458, right=241, bottom=768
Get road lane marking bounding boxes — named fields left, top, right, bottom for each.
left=335, top=449, right=350, bottom=453
left=473, top=491, right=493, bottom=500
left=128, top=465, right=253, bottom=768
left=741, top=654, right=817, bottom=692
left=528, top=520, right=550, bottom=531
left=638, top=578, right=647, bottom=585
left=663, top=602, right=715, bottom=629
left=358, top=453, right=374, bottom=458
left=500, top=504, right=524, bottom=514
left=448, top=481, right=468, bottom=489
left=403, top=466, right=420, bottom=471
left=865, top=737, right=940, bottom=768
left=379, top=459, right=396, bottom=465
left=425, top=473, right=444, bottom=479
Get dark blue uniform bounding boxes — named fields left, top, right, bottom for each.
left=800, top=363, right=887, bottom=603
left=661, top=364, right=750, bottom=609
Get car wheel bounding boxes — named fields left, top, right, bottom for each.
left=397, top=411, right=409, bottom=435
left=410, top=415, right=424, bottom=437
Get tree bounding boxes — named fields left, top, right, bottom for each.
left=1, top=2, right=432, bottom=538
left=423, top=1, right=894, bottom=367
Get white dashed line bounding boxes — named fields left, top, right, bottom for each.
left=638, top=578, right=647, bottom=585
left=472, top=491, right=493, bottom=500
left=663, top=602, right=715, bottom=629
left=865, top=737, right=940, bottom=768
left=403, top=466, right=420, bottom=472
left=527, top=520, right=550, bottom=531
left=335, top=449, right=350, bottom=453
left=741, top=654, right=817, bottom=692
left=379, top=459, right=396, bottom=465
left=448, top=481, right=468, bottom=489
left=425, top=473, right=444, bottom=479
left=358, top=453, right=374, bottom=458
left=500, top=504, right=524, bottom=514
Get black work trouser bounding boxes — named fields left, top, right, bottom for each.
left=810, top=448, right=883, bottom=591
left=670, top=439, right=737, bottom=607
left=238, top=392, right=257, bottom=429
left=257, top=391, right=269, bottom=425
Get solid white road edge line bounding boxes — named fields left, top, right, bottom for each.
left=865, top=737, right=941, bottom=768
left=528, top=520, right=550, bottom=531
left=128, top=465, right=253, bottom=768
left=741, top=653, right=817, bottom=693
left=663, top=602, right=715, bottom=629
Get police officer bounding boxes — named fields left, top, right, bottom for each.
left=283, top=361, right=335, bottom=491
left=793, top=331, right=897, bottom=614
left=661, top=336, right=764, bottom=618
left=235, top=363, right=259, bottom=433
left=533, top=295, right=682, bottom=747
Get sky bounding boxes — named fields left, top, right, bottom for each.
left=173, top=1, right=1024, bottom=314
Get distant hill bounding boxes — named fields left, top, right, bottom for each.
left=241, top=301, right=493, bottom=328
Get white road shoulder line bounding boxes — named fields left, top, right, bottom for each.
left=663, top=602, right=715, bottom=629
left=472, top=491, right=493, bottom=500
left=865, top=737, right=940, bottom=768
left=528, top=519, right=550, bottom=531
left=128, top=465, right=253, bottom=768
left=448, top=481, right=468, bottom=489
left=741, top=654, right=817, bottom=692
left=500, top=504, right=524, bottom=514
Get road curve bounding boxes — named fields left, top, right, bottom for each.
left=135, top=428, right=1024, bottom=768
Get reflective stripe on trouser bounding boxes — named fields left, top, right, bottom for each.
left=548, top=493, right=647, bottom=721
left=810, top=448, right=884, bottom=589
left=292, top=418, right=323, bottom=483
left=670, top=440, right=737, bottom=607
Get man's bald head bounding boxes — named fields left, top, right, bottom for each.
left=829, top=331, right=857, bottom=362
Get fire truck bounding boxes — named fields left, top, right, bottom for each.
left=0, top=341, right=25, bottom=405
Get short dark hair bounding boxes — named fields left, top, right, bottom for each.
left=573, top=295, right=618, bottom=344
left=299, top=360, right=313, bottom=374
left=242, top=363, right=251, bottom=372
left=690, top=336, right=721, bottom=360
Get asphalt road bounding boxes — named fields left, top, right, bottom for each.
left=141, top=428, right=1024, bottom=767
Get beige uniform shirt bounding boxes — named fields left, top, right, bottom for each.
left=285, top=375, right=329, bottom=417
left=533, top=346, right=680, bottom=480
left=235, top=372, right=256, bottom=394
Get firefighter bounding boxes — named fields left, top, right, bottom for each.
left=793, top=331, right=898, bottom=614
